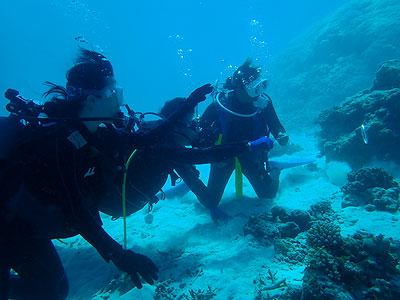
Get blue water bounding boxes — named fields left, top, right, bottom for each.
left=4, top=1, right=400, bottom=299
left=0, top=0, right=349, bottom=116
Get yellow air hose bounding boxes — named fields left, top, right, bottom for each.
left=214, top=133, right=223, bottom=146
left=122, top=148, right=138, bottom=249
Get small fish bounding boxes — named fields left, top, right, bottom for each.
left=74, top=35, right=88, bottom=43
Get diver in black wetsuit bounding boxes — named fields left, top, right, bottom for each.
left=0, top=49, right=210, bottom=300
left=198, top=58, right=289, bottom=221
left=97, top=97, right=273, bottom=220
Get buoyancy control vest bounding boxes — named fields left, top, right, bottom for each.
left=214, top=92, right=270, bottom=143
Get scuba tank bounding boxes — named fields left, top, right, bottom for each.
left=0, top=116, right=22, bottom=159
left=0, top=89, right=39, bottom=159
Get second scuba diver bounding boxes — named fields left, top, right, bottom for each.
left=96, top=97, right=275, bottom=221
left=199, top=58, right=289, bottom=222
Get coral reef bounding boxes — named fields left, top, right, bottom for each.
left=255, top=286, right=303, bottom=300
left=254, top=269, right=291, bottom=300
left=245, top=201, right=331, bottom=264
left=94, top=274, right=135, bottom=298
left=341, top=167, right=400, bottom=212
left=268, top=0, right=400, bottom=130
left=277, top=222, right=301, bottom=239
left=372, top=59, right=400, bottom=91
left=243, top=212, right=281, bottom=246
left=303, top=200, right=400, bottom=299
left=273, top=201, right=336, bottom=265
left=273, top=236, right=308, bottom=265
left=248, top=200, right=400, bottom=299
left=306, top=220, right=342, bottom=251
left=154, top=281, right=217, bottom=300
left=253, top=267, right=306, bottom=300
left=316, top=59, right=400, bottom=168
left=244, top=207, right=312, bottom=246
left=280, top=209, right=312, bottom=231
left=308, top=200, right=336, bottom=221
left=303, top=227, right=400, bottom=300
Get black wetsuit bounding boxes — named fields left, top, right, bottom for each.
left=96, top=137, right=250, bottom=218
left=199, top=92, right=286, bottom=206
left=0, top=96, right=205, bottom=300
left=0, top=120, right=170, bottom=299
left=0, top=122, right=114, bottom=300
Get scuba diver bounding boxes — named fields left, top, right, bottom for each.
left=0, top=49, right=211, bottom=299
left=96, top=96, right=274, bottom=222
left=198, top=58, right=289, bottom=221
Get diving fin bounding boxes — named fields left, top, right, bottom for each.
left=269, top=157, right=316, bottom=170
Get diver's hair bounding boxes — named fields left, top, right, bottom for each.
left=42, top=49, right=114, bottom=118
left=160, top=97, right=194, bottom=119
left=223, top=76, right=234, bottom=90
left=67, top=48, right=114, bottom=90
left=231, top=57, right=261, bottom=89
left=160, top=97, right=195, bottom=145
left=43, top=82, right=83, bottom=118
left=43, top=81, right=68, bottom=99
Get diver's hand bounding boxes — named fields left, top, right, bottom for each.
left=187, top=84, right=213, bottom=105
left=248, top=136, right=273, bottom=151
left=111, top=248, right=159, bottom=289
left=276, top=132, right=289, bottom=146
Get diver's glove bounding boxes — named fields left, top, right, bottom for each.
left=210, top=206, right=232, bottom=223
left=111, top=248, right=159, bottom=289
left=276, top=132, right=289, bottom=146
left=248, top=136, right=273, bottom=151
left=187, top=84, right=213, bottom=105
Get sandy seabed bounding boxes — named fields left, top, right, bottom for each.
left=56, top=134, right=400, bottom=300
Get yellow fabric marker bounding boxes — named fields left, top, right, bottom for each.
left=235, top=157, right=243, bottom=197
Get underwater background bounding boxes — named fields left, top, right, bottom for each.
left=1, top=0, right=349, bottom=118
left=2, top=0, right=400, bottom=299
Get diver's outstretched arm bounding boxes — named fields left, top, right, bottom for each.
left=132, top=84, right=213, bottom=146
left=72, top=206, right=159, bottom=289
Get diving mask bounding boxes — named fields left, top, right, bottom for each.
left=244, top=77, right=268, bottom=98
left=105, top=87, right=124, bottom=106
